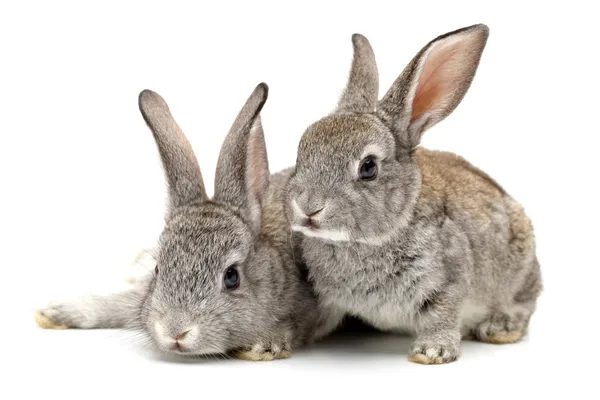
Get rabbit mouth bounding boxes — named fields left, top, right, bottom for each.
left=305, top=218, right=320, bottom=230
left=171, top=342, right=191, bottom=353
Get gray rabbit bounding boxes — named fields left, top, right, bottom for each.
left=35, top=83, right=318, bottom=361
left=285, top=24, right=542, bottom=364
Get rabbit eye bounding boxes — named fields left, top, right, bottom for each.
left=223, top=265, right=240, bottom=290
left=359, top=157, right=377, bottom=180
left=155, top=265, right=159, bottom=275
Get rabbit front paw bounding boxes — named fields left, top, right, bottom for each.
left=35, top=308, right=70, bottom=329
left=408, top=338, right=460, bottom=365
left=232, top=342, right=292, bottom=361
left=473, top=311, right=528, bottom=344
left=35, top=300, right=94, bottom=329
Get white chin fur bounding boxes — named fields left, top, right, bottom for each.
left=291, top=225, right=351, bottom=242
left=292, top=225, right=396, bottom=246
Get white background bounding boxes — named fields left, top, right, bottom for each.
left=1, top=1, right=598, bottom=399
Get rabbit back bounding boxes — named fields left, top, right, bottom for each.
left=416, top=148, right=542, bottom=319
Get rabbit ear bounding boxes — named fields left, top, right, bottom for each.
left=377, top=24, right=489, bottom=150
left=336, top=34, right=379, bottom=113
left=138, top=90, right=208, bottom=215
left=214, top=83, right=270, bottom=235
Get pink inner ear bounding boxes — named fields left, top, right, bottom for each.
left=411, top=34, right=478, bottom=122
left=246, top=121, right=269, bottom=199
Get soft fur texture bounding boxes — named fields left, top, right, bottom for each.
left=35, top=84, right=318, bottom=360
left=286, top=24, right=542, bottom=364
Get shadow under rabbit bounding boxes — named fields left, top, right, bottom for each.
left=32, top=316, right=531, bottom=364
left=293, top=315, right=532, bottom=361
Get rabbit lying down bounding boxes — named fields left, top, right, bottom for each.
left=35, top=84, right=319, bottom=361
left=285, top=24, right=543, bottom=364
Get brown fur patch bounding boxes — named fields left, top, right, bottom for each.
left=408, top=353, right=447, bottom=365
left=416, top=147, right=506, bottom=198
left=414, top=147, right=512, bottom=230
left=232, top=349, right=292, bottom=362
left=484, top=331, right=523, bottom=344
left=34, top=311, right=68, bottom=330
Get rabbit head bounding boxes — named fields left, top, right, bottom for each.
left=286, top=24, right=489, bottom=245
left=138, top=84, right=275, bottom=355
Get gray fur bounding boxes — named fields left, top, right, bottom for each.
left=36, top=84, right=318, bottom=360
left=336, top=34, right=379, bottom=113
left=286, top=24, right=542, bottom=364
left=138, top=90, right=207, bottom=217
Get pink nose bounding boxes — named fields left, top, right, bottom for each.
left=174, top=330, right=190, bottom=341
left=305, top=207, right=323, bottom=218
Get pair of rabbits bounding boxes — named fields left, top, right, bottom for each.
left=35, top=23, right=542, bottom=364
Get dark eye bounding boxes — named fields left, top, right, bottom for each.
left=223, top=265, right=240, bottom=290
left=359, top=157, right=378, bottom=180
left=155, top=265, right=159, bottom=275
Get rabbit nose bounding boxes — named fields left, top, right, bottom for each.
left=295, top=191, right=326, bottom=218
left=305, top=206, right=324, bottom=217
left=174, top=330, right=190, bottom=341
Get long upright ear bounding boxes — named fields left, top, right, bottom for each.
left=335, top=34, right=379, bottom=113
left=213, top=83, right=270, bottom=235
left=377, top=24, right=489, bottom=150
left=138, top=90, right=207, bottom=216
